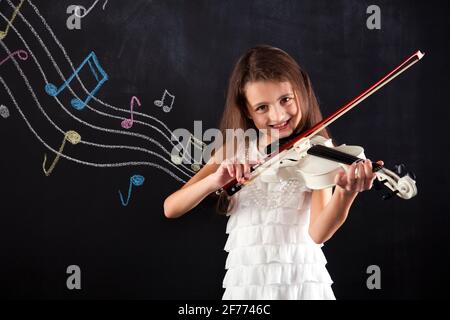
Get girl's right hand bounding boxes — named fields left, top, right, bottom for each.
left=208, top=158, right=262, bottom=190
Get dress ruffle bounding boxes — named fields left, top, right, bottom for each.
left=223, top=263, right=333, bottom=287
left=225, top=243, right=327, bottom=268
left=223, top=283, right=336, bottom=300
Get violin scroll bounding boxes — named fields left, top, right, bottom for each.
left=376, top=163, right=417, bottom=200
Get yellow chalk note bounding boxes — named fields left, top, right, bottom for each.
left=43, top=130, right=81, bottom=176
left=0, top=0, right=25, bottom=40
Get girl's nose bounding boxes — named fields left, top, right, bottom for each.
left=268, top=104, right=286, bottom=123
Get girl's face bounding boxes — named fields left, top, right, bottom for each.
left=245, top=80, right=301, bottom=142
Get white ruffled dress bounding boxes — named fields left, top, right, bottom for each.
left=222, top=137, right=336, bottom=300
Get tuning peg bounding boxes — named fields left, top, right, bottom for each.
left=394, top=163, right=417, bottom=180
left=394, top=163, right=407, bottom=177
left=382, top=190, right=399, bottom=200
left=407, top=170, right=417, bottom=180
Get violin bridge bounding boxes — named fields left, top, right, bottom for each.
left=293, top=139, right=311, bottom=158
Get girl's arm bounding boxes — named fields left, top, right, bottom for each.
left=163, top=144, right=226, bottom=219
left=309, top=159, right=381, bottom=244
left=163, top=162, right=220, bottom=218
left=163, top=145, right=257, bottom=218
left=309, top=187, right=356, bottom=244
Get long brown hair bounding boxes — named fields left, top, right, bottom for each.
left=215, top=45, right=330, bottom=214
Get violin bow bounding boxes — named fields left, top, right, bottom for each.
left=218, top=50, right=425, bottom=196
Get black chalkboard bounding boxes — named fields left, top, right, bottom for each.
left=0, top=0, right=449, bottom=300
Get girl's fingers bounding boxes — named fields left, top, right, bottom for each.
left=363, top=159, right=373, bottom=178
left=357, top=161, right=366, bottom=192
left=346, top=162, right=357, bottom=191
left=235, top=163, right=243, bottom=183
left=225, top=160, right=234, bottom=178
left=227, top=164, right=234, bottom=177
left=363, top=159, right=375, bottom=190
left=335, top=171, right=347, bottom=188
left=243, top=161, right=251, bottom=179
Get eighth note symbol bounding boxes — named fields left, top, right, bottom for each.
left=189, top=135, right=206, bottom=172
left=45, top=51, right=108, bottom=110
left=119, top=174, right=145, bottom=207
left=43, top=130, right=81, bottom=176
left=154, top=89, right=175, bottom=113
left=121, top=96, right=141, bottom=129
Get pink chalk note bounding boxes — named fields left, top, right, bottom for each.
left=0, top=49, right=28, bottom=66
left=121, top=96, right=141, bottom=129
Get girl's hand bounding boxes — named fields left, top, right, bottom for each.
left=334, top=159, right=384, bottom=195
left=209, top=157, right=262, bottom=189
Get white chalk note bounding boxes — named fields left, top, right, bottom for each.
left=154, top=89, right=175, bottom=113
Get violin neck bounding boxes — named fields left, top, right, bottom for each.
left=307, top=144, right=383, bottom=172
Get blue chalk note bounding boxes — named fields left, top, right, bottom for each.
left=119, top=174, right=145, bottom=207
left=45, top=51, right=108, bottom=110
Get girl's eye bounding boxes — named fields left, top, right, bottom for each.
left=256, top=105, right=267, bottom=112
left=281, top=97, right=292, bottom=105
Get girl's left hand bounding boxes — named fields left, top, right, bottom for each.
left=334, top=159, right=384, bottom=195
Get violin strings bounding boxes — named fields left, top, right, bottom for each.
left=308, top=145, right=359, bottom=164
left=308, top=145, right=383, bottom=172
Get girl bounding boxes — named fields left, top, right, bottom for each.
left=164, top=45, right=382, bottom=300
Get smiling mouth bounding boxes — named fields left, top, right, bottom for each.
left=270, top=119, right=290, bottom=130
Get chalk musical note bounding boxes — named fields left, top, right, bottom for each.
left=0, top=104, right=9, bottom=118
left=121, top=96, right=141, bottom=129
left=118, top=174, right=145, bottom=207
left=154, top=89, right=175, bottom=113
left=170, top=136, right=190, bottom=165
left=0, top=0, right=24, bottom=40
left=74, top=0, right=109, bottom=18
left=189, top=135, right=206, bottom=172
left=170, top=134, right=205, bottom=171
left=44, top=51, right=108, bottom=110
left=0, top=49, right=28, bottom=66
left=43, top=130, right=81, bottom=176
left=171, top=152, right=183, bottom=165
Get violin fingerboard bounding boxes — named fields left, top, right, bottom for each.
left=307, top=145, right=382, bottom=172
